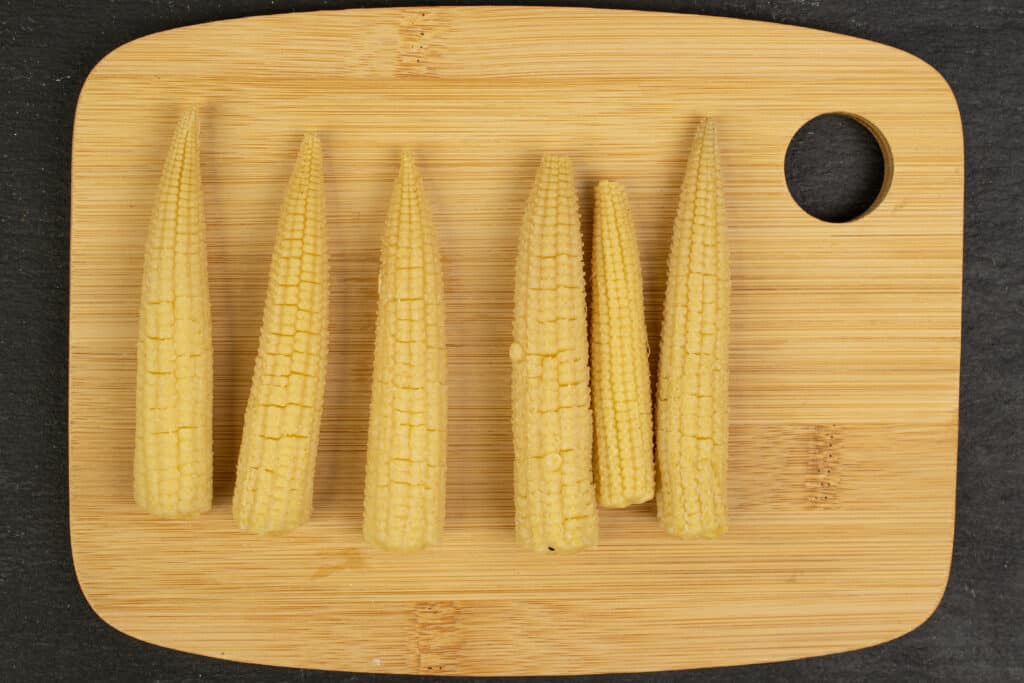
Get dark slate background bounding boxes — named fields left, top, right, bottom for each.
left=1, top=1, right=1020, bottom=680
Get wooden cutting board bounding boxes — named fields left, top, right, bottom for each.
left=69, top=6, right=962, bottom=676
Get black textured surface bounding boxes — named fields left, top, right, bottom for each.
left=1, top=1, right=1021, bottom=681
left=784, top=114, right=886, bottom=223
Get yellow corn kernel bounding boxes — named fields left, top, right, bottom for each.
left=510, top=155, right=598, bottom=553
left=656, top=118, right=731, bottom=538
left=233, top=133, right=329, bottom=535
left=134, top=109, right=213, bottom=518
left=590, top=181, right=655, bottom=507
left=363, top=151, right=448, bottom=552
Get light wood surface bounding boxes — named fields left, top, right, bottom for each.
left=69, top=7, right=962, bottom=676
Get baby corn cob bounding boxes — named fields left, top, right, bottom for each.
left=233, top=133, right=329, bottom=535
left=590, top=181, right=655, bottom=508
left=656, top=118, right=731, bottom=538
left=134, top=109, right=213, bottom=518
left=510, top=155, right=598, bottom=553
left=363, top=152, right=448, bottom=552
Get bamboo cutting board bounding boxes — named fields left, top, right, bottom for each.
left=69, top=6, right=962, bottom=676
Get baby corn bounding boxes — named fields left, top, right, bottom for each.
left=363, top=152, right=448, bottom=552
left=510, top=155, right=598, bottom=553
left=233, top=133, right=329, bottom=535
left=590, top=181, right=655, bottom=508
left=656, top=119, right=731, bottom=538
left=134, top=109, right=213, bottom=519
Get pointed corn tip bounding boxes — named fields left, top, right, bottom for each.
left=595, top=179, right=626, bottom=198
left=539, top=153, right=573, bottom=171
left=163, top=109, right=200, bottom=178
left=535, top=155, right=574, bottom=191
left=695, top=117, right=719, bottom=146
left=170, top=109, right=199, bottom=151
left=398, top=149, right=416, bottom=171
left=396, top=149, right=422, bottom=185
left=292, top=134, right=323, bottom=183
left=177, top=107, right=199, bottom=135
left=686, top=118, right=720, bottom=167
left=298, top=132, right=322, bottom=157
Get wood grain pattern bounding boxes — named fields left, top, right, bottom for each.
left=68, top=7, right=962, bottom=676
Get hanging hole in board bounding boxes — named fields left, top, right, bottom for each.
left=785, top=113, right=891, bottom=223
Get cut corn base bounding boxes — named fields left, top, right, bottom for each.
left=233, top=133, right=329, bottom=535
left=591, top=181, right=655, bottom=508
left=655, top=119, right=730, bottom=539
left=134, top=109, right=214, bottom=519
left=363, top=152, right=448, bottom=552
left=511, top=155, right=599, bottom=553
